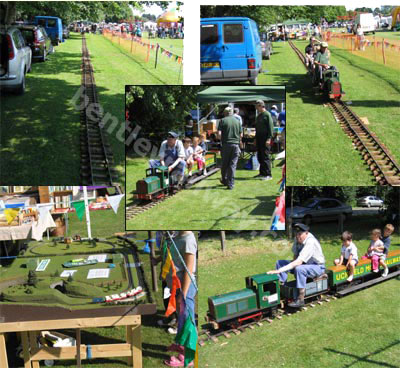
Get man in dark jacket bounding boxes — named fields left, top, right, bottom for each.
left=255, top=100, right=274, bottom=180
left=218, top=107, right=242, bottom=190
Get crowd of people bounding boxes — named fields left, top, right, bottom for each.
left=268, top=223, right=395, bottom=308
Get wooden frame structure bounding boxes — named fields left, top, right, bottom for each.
left=0, top=315, right=143, bottom=368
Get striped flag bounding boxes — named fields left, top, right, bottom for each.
left=161, top=247, right=181, bottom=316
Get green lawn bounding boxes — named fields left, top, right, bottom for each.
left=142, top=31, right=183, bottom=57
left=126, top=156, right=283, bottom=230
left=198, top=231, right=400, bottom=368
left=260, top=41, right=400, bottom=185
left=100, top=32, right=183, bottom=84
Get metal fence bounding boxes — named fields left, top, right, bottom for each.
left=103, top=29, right=183, bottom=84
left=322, top=31, right=400, bottom=71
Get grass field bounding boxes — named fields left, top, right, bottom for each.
left=126, top=156, right=284, bottom=230
left=198, top=231, right=400, bottom=368
left=260, top=40, right=400, bottom=185
left=0, top=31, right=183, bottom=184
left=329, top=28, right=400, bottom=41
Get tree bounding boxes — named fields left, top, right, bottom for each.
left=53, top=269, right=60, bottom=277
left=126, top=86, right=206, bottom=153
left=67, top=274, right=74, bottom=282
left=27, top=270, right=38, bottom=287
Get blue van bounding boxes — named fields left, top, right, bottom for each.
left=200, top=17, right=263, bottom=85
left=34, top=16, right=63, bottom=45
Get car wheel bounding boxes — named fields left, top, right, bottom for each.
left=250, top=76, right=258, bottom=86
left=304, top=215, right=312, bottom=225
left=16, top=73, right=26, bottom=95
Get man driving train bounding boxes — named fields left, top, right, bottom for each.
left=149, top=131, right=186, bottom=184
left=267, top=223, right=326, bottom=308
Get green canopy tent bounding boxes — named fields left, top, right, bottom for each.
left=195, top=86, right=286, bottom=134
left=197, top=86, right=285, bottom=104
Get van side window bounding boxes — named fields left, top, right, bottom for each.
left=201, top=24, right=218, bottom=44
left=48, top=19, right=57, bottom=27
left=38, top=19, right=46, bottom=27
left=223, top=24, right=243, bottom=43
left=12, top=31, right=21, bottom=50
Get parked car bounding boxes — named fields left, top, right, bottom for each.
left=356, top=196, right=384, bottom=208
left=261, top=40, right=273, bottom=60
left=63, top=26, right=70, bottom=39
left=286, top=197, right=353, bottom=225
left=0, top=26, right=32, bottom=94
left=14, top=24, right=53, bottom=62
left=33, top=16, right=63, bottom=45
left=200, top=17, right=263, bottom=85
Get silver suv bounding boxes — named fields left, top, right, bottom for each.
left=0, top=26, right=32, bottom=94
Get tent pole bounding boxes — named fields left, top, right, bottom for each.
left=197, top=103, right=200, bottom=135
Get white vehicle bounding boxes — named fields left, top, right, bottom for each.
left=0, top=26, right=32, bottom=94
left=356, top=196, right=384, bottom=208
left=353, top=13, right=376, bottom=34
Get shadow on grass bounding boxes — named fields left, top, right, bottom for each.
left=0, top=59, right=125, bottom=184
left=324, top=340, right=400, bottom=368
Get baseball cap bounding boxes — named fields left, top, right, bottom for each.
left=293, top=223, right=309, bottom=233
left=256, top=100, right=265, bottom=106
left=321, top=42, right=328, bottom=48
left=167, top=131, right=178, bottom=139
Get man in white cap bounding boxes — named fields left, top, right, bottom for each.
left=267, top=223, right=326, bottom=308
left=255, top=100, right=274, bottom=180
left=314, top=42, right=330, bottom=86
left=149, top=131, right=186, bottom=184
left=218, top=107, right=242, bottom=190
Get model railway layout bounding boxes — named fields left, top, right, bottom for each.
left=288, top=40, right=400, bottom=186
left=80, top=34, right=118, bottom=185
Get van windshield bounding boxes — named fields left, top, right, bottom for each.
left=223, top=24, right=243, bottom=43
left=201, top=24, right=218, bottom=44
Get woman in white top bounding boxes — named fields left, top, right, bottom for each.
left=356, top=24, right=365, bottom=50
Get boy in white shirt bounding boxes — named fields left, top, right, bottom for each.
left=334, top=231, right=358, bottom=282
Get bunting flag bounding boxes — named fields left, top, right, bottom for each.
left=4, top=208, right=20, bottom=225
left=37, top=203, right=54, bottom=219
left=0, top=200, right=5, bottom=210
left=72, top=200, right=85, bottom=221
left=161, top=247, right=181, bottom=316
left=270, top=192, right=285, bottom=230
left=106, top=194, right=125, bottom=214
left=175, top=295, right=198, bottom=367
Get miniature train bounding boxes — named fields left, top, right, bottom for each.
left=135, top=152, right=218, bottom=201
left=205, top=250, right=400, bottom=329
left=92, top=286, right=144, bottom=304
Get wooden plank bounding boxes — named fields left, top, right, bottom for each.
left=90, top=343, right=132, bottom=358
left=0, top=333, right=9, bottom=368
left=0, top=315, right=141, bottom=333
left=131, top=322, right=142, bottom=368
left=76, top=328, right=81, bottom=368
left=30, top=346, right=87, bottom=360
left=126, top=325, right=133, bottom=366
left=20, top=332, right=32, bottom=368
left=337, top=269, right=400, bottom=296
left=28, top=332, right=39, bottom=368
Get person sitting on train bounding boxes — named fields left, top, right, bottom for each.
left=304, top=37, right=316, bottom=70
left=334, top=231, right=359, bottom=282
left=361, top=229, right=389, bottom=277
left=149, top=131, right=186, bottom=184
left=199, top=133, right=208, bottom=152
left=381, top=223, right=394, bottom=256
left=314, top=42, right=330, bottom=86
left=192, top=136, right=206, bottom=174
left=267, top=223, right=326, bottom=308
left=183, top=137, right=194, bottom=177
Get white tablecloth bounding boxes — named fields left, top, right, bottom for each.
left=0, top=224, right=32, bottom=241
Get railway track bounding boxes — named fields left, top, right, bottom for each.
left=80, top=34, right=118, bottom=185
left=126, top=167, right=220, bottom=221
left=288, top=40, right=400, bottom=185
left=199, top=294, right=335, bottom=346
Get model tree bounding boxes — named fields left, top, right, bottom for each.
left=53, top=269, right=60, bottom=277
left=27, top=270, right=38, bottom=287
left=67, top=274, right=74, bottom=282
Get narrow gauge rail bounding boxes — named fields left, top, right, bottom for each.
left=288, top=40, right=400, bottom=185
left=126, top=166, right=220, bottom=221
left=81, top=34, right=118, bottom=185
